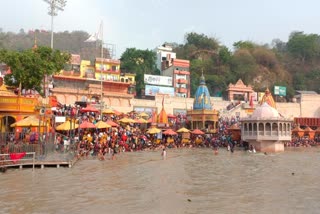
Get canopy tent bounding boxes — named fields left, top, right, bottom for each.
left=138, top=112, right=149, bottom=118
left=167, top=114, right=176, bottom=118
left=80, top=105, right=99, bottom=113
left=163, top=129, right=178, bottom=135
left=177, top=127, right=190, bottom=133
left=102, top=109, right=115, bottom=114
left=147, top=127, right=161, bottom=134
left=79, top=121, right=96, bottom=129
left=191, top=129, right=205, bottom=135
left=106, top=120, right=119, bottom=127
left=113, top=110, right=123, bottom=116
left=56, top=120, right=79, bottom=131
left=118, top=117, right=136, bottom=123
left=135, top=118, right=148, bottom=124
left=10, top=116, right=46, bottom=127
left=95, top=121, right=111, bottom=129
left=304, top=126, right=315, bottom=139
left=292, top=126, right=304, bottom=137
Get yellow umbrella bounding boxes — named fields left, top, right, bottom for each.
left=147, top=127, right=161, bottom=134
left=56, top=120, right=79, bottom=131
left=119, top=117, right=136, bottom=123
left=135, top=118, right=148, bottom=124
left=102, top=109, right=115, bottom=114
left=95, top=121, right=111, bottom=129
left=139, top=112, right=149, bottom=118
left=177, top=127, right=190, bottom=133
left=10, top=116, right=45, bottom=127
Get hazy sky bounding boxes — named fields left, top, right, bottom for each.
left=2, top=0, right=320, bottom=58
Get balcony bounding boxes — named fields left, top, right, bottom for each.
left=177, top=88, right=188, bottom=93
left=62, top=70, right=81, bottom=77
left=176, top=79, right=188, bottom=84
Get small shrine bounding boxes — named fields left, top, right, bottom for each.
left=187, top=73, right=219, bottom=133
left=157, top=97, right=169, bottom=128
left=241, top=103, right=292, bottom=152
left=259, top=88, right=276, bottom=108
left=227, top=79, right=254, bottom=101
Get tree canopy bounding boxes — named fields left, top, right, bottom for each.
left=120, top=48, right=159, bottom=97
left=0, top=46, right=70, bottom=94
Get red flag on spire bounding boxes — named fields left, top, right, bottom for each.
left=162, top=96, right=164, bottom=108
left=249, top=95, right=254, bottom=108
left=5, top=67, right=12, bottom=75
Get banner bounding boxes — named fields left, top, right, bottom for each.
left=144, top=74, right=172, bottom=86
left=274, top=86, right=286, bottom=96
left=145, top=85, right=175, bottom=96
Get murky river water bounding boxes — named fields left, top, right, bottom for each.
left=1, top=148, right=320, bottom=214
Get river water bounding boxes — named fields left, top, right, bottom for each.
left=1, top=147, right=320, bottom=214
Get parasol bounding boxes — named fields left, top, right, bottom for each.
left=147, top=127, right=161, bottom=134
left=80, top=105, right=99, bottom=113
left=191, top=129, right=205, bottom=135
left=10, top=116, right=45, bottom=127
left=163, top=129, right=178, bottom=135
left=79, top=121, right=96, bottom=129
left=177, top=127, right=190, bottom=133
left=95, top=121, right=111, bottom=129
left=56, top=120, right=79, bottom=131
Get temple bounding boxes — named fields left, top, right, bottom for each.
left=241, top=102, right=292, bottom=152
left=259, top=88, right=276, bottom=108
left=227, top=79, right=254, bottom=101
left=187, top=72, right=219, bottom=133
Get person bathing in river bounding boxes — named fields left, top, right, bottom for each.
left=161, top=148, right=167, bottom=160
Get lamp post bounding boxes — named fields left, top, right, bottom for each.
left=43, top=0, right=67, bottom=49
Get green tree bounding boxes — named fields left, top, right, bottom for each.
left=0, top=46, right=70, bottom=94
left=287, top=31, right=320, bottom=64
left=120, top=48, right=158, bottom=97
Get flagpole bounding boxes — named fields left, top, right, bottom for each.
left=100, top=21, right=104, bottom=120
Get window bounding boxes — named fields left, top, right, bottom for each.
left=112, top=65, right=117, bottom=71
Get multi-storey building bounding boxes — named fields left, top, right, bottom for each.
left=155, top=45, right=190, bottom=98
left=51, top=55, right=135, bottom=108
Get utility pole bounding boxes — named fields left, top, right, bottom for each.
left=43, top=0, right=66, bottom=97
left=43, top=0, right=67, bottom=49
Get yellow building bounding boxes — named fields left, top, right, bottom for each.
left=95, top=58, right=121, bottom=81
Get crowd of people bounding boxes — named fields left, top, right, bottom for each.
left=3, top=104, right=320, bottom=161
left=51, top=107, right=255, bottom=161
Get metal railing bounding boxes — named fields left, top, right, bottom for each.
left=0, top=152, right=35, bottom=171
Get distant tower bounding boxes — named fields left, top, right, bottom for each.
left=32, top=32, right=38, bottom=50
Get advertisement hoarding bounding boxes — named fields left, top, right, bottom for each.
left=274, top=86, right=286, bottom=96
left=144, top=74, right=172, bottom=86
left=145, top=85, right=175, bottom=96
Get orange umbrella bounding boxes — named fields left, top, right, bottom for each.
left=191, top=129, right=205, bottom=135
left=80, top=121, right=96, bottom=129
left=106, top=120, right=119, bottom=127
left=80, top=105, right=100, bottom=113
left=163, top=129, right=177, bottom=135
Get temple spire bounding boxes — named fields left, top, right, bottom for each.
left=32, top=31, right=38, bottom=50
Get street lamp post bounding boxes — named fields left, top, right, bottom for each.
left=43, top=0, right=67, bottom=49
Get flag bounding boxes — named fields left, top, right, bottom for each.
left=162, top=96, right=164, bottom=108
left=10, top=152, right=26, bottom=164
left=84, top=22, right=103, bottom=42
left=249, top=95, right=254, bottom=108
left=5, top=67, right=12, bottom=75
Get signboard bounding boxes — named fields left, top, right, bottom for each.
left=55, top=116, right=66, bottom=123
left=274, top=86, right=286, bottom=96
left=258, top=92, right=265, bottom=102
left=144, top=74, right=172, bottom=86
left=145, top=85, right=175, bottom=96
